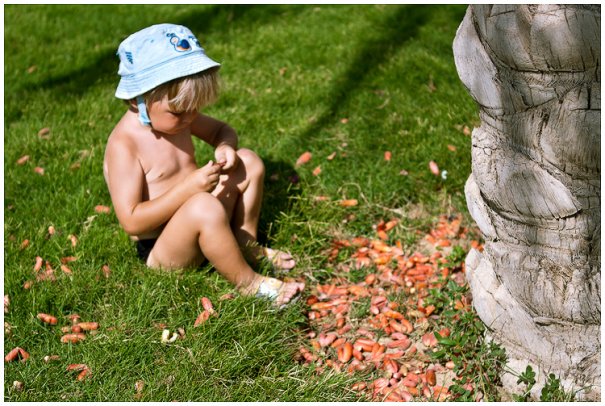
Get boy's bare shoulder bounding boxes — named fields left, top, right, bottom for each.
left=106, top=113, right=143, bottom=157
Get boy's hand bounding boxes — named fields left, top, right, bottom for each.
left=215, top=144, right=238, bottom=172
left=188, top=160, right=223, bottom=193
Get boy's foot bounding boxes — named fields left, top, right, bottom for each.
left=263, top=247, right=296, bottom=272
left=240, top=275, right=305, bottom=308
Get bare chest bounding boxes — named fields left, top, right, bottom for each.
left=138, top=134, right=198, bottom=198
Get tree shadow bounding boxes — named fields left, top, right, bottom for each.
left=18, top=5, right=302, bottom=100
left=257, top=158, right=302, bottom=245
left=297, top=5, right=431, bottom=144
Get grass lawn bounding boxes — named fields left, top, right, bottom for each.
left=4, top=4, right=486, bottom=402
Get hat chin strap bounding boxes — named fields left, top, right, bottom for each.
left=136, top=96, right=152, bottom=127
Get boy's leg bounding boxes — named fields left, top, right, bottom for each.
left=146, top=192, right=303, bottom=305
left=213, top=148, right=295, bottom=270
left=146, top=192, right=253, bottom=284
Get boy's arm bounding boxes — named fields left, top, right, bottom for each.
left=105, top=138, right=220, bottom=236
left=191, top=113, right=239, bottom=171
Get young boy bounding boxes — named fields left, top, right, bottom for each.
left=103, top=23, right=304, bottom=306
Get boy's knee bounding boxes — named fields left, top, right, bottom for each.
left=183, top=192, right=228, bottom=225
left=237, top=148, right=264, bottom=178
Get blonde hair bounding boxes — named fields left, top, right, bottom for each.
left=144, top=67, right=220, bottom=112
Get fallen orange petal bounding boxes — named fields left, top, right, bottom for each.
left=429, top=161, right=440, bottom=176
left=67, top=314, right=81, bottom=323
left=61, top=256, right=77, bottom=264
left=66, top=363, right=88, bottom=372
left=77, top=322, right=99, bottom=331
left=34, top=256, right=43, bottom=272
left=295, top=151, right=312, bottom=166
left=426, top=368, right=437, bottom=386
left=339, top=199, right=358, bottom=207
left=94, top=205, right=111, bottom=214
left=194, top=310, right=210, bottom=327
left=61, top=333, right=86, bottom=344
left=351, top=382, right=367, bottom=391
left=16, top=155, right=30, bottom=165
left=38, top=127, right=51, bottom=137
left=4, top=347, right=21, bottom=362
left=37, top=313, right=58, bottom=325
left=337, top=341, right=353, bottom=363
left=422, top=332, right=438, bottom=347
left=77, top=368, right=91, bottom=381
left=200, top=297, right=216, bottom=314
left=101, top=265, right=111, bottom=278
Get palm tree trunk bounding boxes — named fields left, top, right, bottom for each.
left=453, top=4, right=600, bottom=400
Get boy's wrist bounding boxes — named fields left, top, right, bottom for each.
left=213, top=124, right=238, bottom=150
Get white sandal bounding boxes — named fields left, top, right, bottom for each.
left=248, top=277, right=303, bottom=309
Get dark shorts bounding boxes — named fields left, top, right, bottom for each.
left=136, top=239, right=157, bottom=263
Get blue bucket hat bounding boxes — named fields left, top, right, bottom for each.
left=115, top=23, right=220, bottom=100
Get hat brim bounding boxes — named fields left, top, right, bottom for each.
left=115, top=52, right=220, bottom=99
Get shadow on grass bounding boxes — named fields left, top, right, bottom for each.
left=297, top=5, right=431, bottom=145
left=258, top=158, right=302, bottom=245
left=17, top=5, right=301, bottom=100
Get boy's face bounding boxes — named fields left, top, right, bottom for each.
left=146, top=97, right=197, bottom=135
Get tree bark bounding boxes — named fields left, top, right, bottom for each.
left=453, top=5, right=600, bottom=400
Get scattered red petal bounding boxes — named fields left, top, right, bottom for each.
left=422, top=332, right=438, bottom=347
left=37, top=313, right=58, bottom=325
left=200, top=297, right=216, bottom=315
left=38, top=127, right=51, bottom=138
left=339, top=199, right=358, bottom=207
left=94, top=205, right=111, bottom=214
left=61, top=256, right=77, bottom=264
left=429, top=161, right=440, bottom=176
left=102, top=265, right=111, bottom=278
left=16, top=155, right=30, bottom=165
left=194, top=310, right=210, bottom=327
left=33, top=256, right=43, bottom=272
left=295, top=151, right=312, bottom=166
left=219, top=293, right=235, bottom=301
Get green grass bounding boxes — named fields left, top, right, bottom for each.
left=4, top=4, right=478, bottom=401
